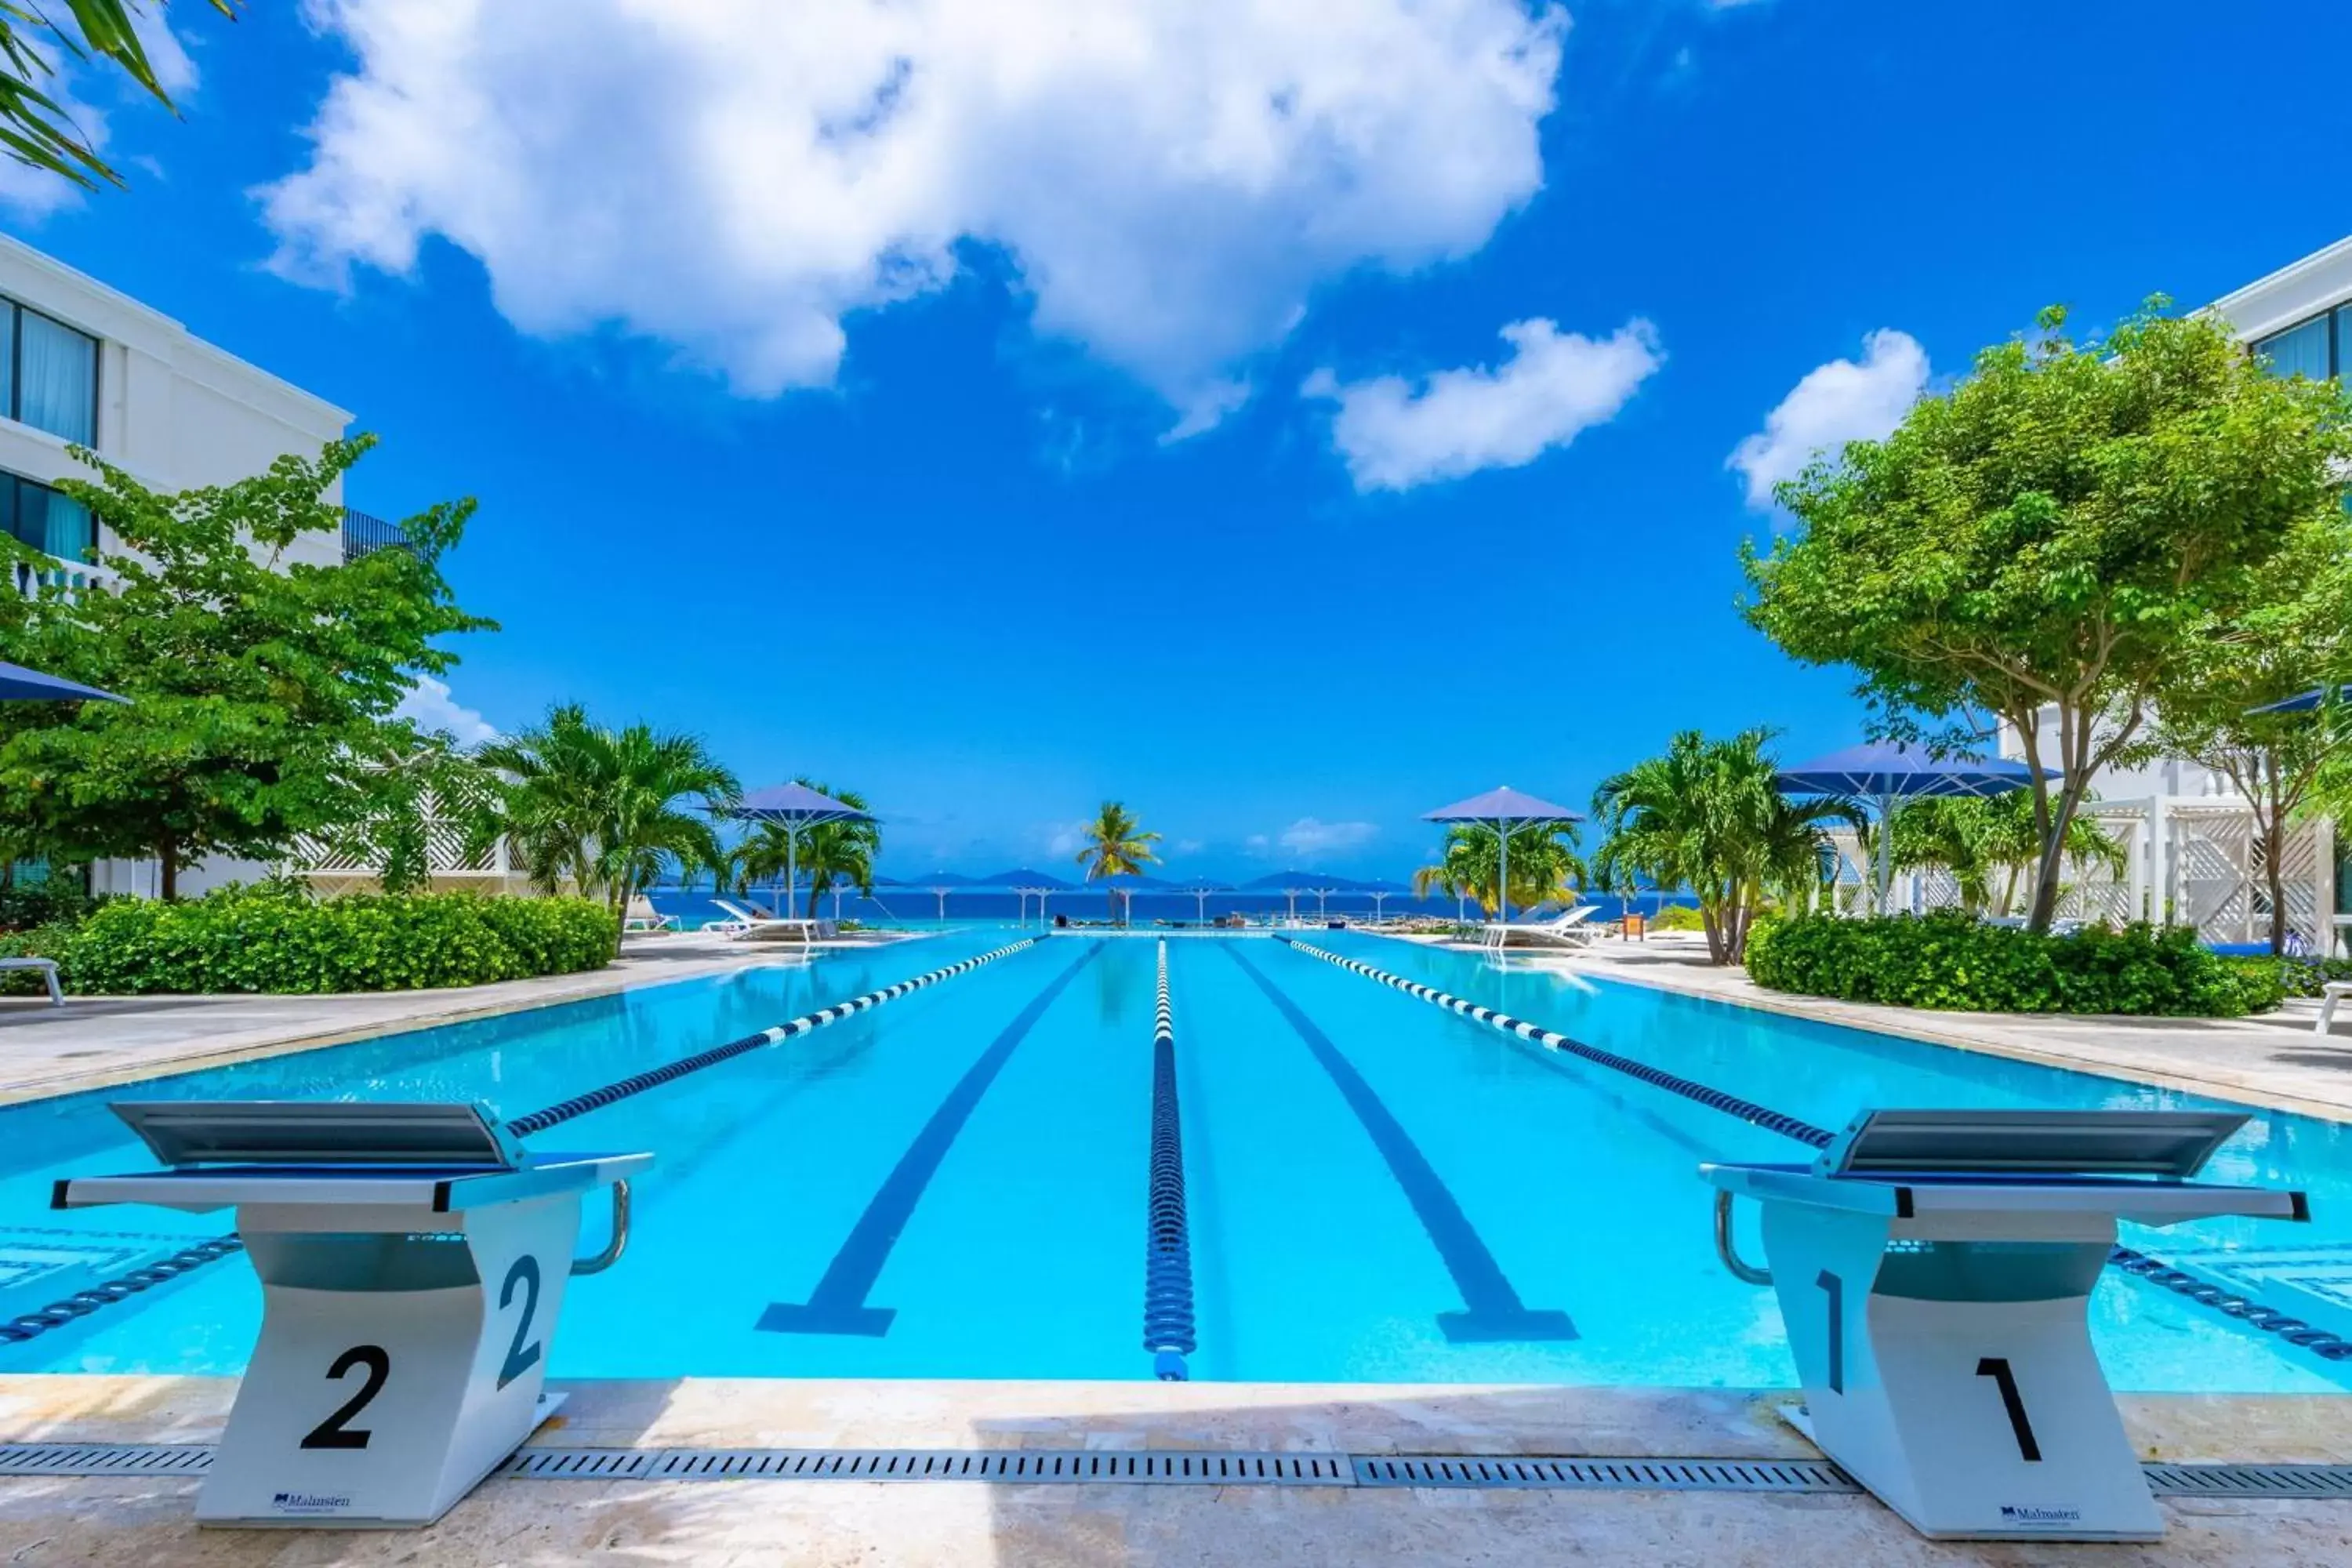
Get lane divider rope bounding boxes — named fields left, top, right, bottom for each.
left=1273, top=936, right=2352, bottom=1366
left=0, top=936, right=1050, bottom=1347
left=1142, top=940, right=1197, bottom=1381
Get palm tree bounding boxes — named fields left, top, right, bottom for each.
left=2, top=2, right=235, bottom=191
left=1073, top=800, right=1160, bottom=924
left=1591, top=728, right=1862, bottom=965
left=728, top=780, right=880, bottom=917
left=475, top=704, right=739, bottom=916
left=1413, top=822, right=1584, bottom=918
left=1885, top=792, right=2125, bottom=919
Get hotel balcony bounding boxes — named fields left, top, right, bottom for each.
left=341, top=507, right=409, bottom=563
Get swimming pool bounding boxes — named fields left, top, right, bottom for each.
left=4, top=930, right=2350, bottom=1391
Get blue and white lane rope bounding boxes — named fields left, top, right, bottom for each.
left=1142, top=941, right=1197, bottom=1381
left=1273, top=936, right=2352, bottom=1366
left=505, top=935, right=1046, bottom=1136
left=0, top=935, right=1051, bottom=1346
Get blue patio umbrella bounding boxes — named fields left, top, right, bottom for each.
left=1239, top=869, right=1346, bottom=922
left=0, top=659, right=125, bottom=703
left=977, top=866, right=1078, bottom=922
left=2249, top=686, right=2340, bottom=715
left=1092, top=870, right=1178, bottom=924
left=1354, top=877, right=1416, bottom=921
left=1773, top=741, right=2042, bottom=916
left=876, top=870, right=978, bottom=920
left=1424, top=786, right=1584, bottom=926
left=1171, top=878, right=1232, bottom=923
left=715, top=782, right=874, bottom=919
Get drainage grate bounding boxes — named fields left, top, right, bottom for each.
left=0, top=1443, right=213, bottom=1477
left=5, top=1443, right=2349, bottom=1501
left=2144, top=1463, right=2352, bottom=1501
left=503, top=1446, right=1350, bottom=1486
left=1352, top=1455, right=1858, bottom=1493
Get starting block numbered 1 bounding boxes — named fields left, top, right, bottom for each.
left=55, top=1101, right=649, bottom=1528
left=1705, top=1109, right=2307, bottom=1542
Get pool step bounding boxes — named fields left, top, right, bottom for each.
left=2, top=1443, right=2347, bottom=1500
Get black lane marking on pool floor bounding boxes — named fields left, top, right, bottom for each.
left=758, top=942, right=1108, bottom=1338
left=1221, top=946, right=1575, bottom=1344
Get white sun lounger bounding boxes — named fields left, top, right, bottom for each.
left=2318, top=979, right=2352, bottom=1036
left=0, top=956, right=63, bottom=1006
left=621, top=895, right=680, bottom=934
left=710, top=899, right=833, bottom=945
left=1480, top=906, right=1600, bottom=953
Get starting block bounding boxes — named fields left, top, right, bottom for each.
left=55, top=1101, right=650, bottom=1528
left=1704, top=1109, right=2307, bottom=1542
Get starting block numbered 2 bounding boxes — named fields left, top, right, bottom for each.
left=55, top=1102, right=649, bottom=1528
left=1705, top=1109, right=2307, bottom=1542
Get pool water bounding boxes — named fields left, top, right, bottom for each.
left=4, top=931, right=2350, bottom=1391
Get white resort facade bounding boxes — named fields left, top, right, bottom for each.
left=1818, top=233, right=2352, bottom=956
left=0, top=234, right=517, bottom=899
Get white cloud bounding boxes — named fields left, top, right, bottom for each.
left=261, top=0, right=1568, bottom=430
left=1304, top=318, right=1662, bottom=491
left=1044, top=820, right=1091, bottom=858
left=394, top=675, right=500, bottom=746
left=1728, top=328, right=1929, bottom=509
left=0, top=9, right=198, bottom=218
left=1276, top=818, right=1379, bottom=859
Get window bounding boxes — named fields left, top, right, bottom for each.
left=0, top=299, right=97, bottom=444
left=0, top=471, right=95, bottom=561
left=2253, top=313, right=2332, bottom=379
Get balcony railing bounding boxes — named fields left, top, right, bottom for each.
left=341, top=508, right=410, bottom=564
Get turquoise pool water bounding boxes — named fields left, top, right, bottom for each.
left=3, top=931, right=2349, bottom=1391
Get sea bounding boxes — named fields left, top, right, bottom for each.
left=643, top=884, right=1700, bottom=931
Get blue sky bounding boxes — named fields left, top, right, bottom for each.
left=7, top=0, right=2349, bottom=878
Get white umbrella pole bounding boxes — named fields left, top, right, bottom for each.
left=1875, top=792, right=1892, bottom=917
left=786, top=827, right=798, bottom=920
left=1498, top=821, right=1512, bottom=925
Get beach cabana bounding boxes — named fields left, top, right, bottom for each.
left=1240, top=871, right=1330, bottom=924
left=1774, top=741, right=2041, bottom=916
left=1423, top=787, right=1584, bottom=928
left=878, top=871, right=977, bottom=920
left=716, top=783, right=873, bottom=920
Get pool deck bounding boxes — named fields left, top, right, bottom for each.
left=0, top=930, right=930, bottom=1108
left=1428, top=931, right=2352, bottom=1126
left=0, top=1374, right=2347, bottom=1565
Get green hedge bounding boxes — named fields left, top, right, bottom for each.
left=2, top=887, right=618, bottom=996
left=1744, top=912, right=2278, bottom=1017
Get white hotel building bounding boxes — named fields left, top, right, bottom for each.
left=1976, top=235, right=2352, bottom=954
left=0, top=233, right=397, bottom=898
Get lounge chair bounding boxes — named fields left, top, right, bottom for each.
left=0, top=956, right=63, bottom=1006
left=1480, top=906, right=1601, bottom=952
left=2318, top=981, right=2352, bottom=1037
left=710, top=899, right=829, bottom=946
left=621, top=895, right=681, bottom=934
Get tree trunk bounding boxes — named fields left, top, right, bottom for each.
left=2265, top=769, right=2291, bottom=958
left=159, top=840, right=179, bottom=902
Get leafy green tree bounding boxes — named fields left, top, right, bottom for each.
left=325, top=728, right=498, bottom=897
left=728, top=780, right=880, bottom=917
left=0, top=437, right=488, bottom=898
left=1744, top=302, right=2352, bottom=931
left=2152, top=538, right=2352, bottom=952
left=1, top=1, right=234, bottom=189
left=1412, top=822, right=1584, bottom=917
left=1884, top=792, right=2125, bottom=919
left=474, top=705, right=738, bottom=916
left=1073, top=800, right=1160, bottom=924
left=1591, top=729, right=1861, bottom=965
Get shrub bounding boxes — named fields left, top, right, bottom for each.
left=1646, top=904, right=1707, bottom=932
left=1744, top=911, right=2273, bottom=1018
left=45, top=887, right=617, bottom=996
